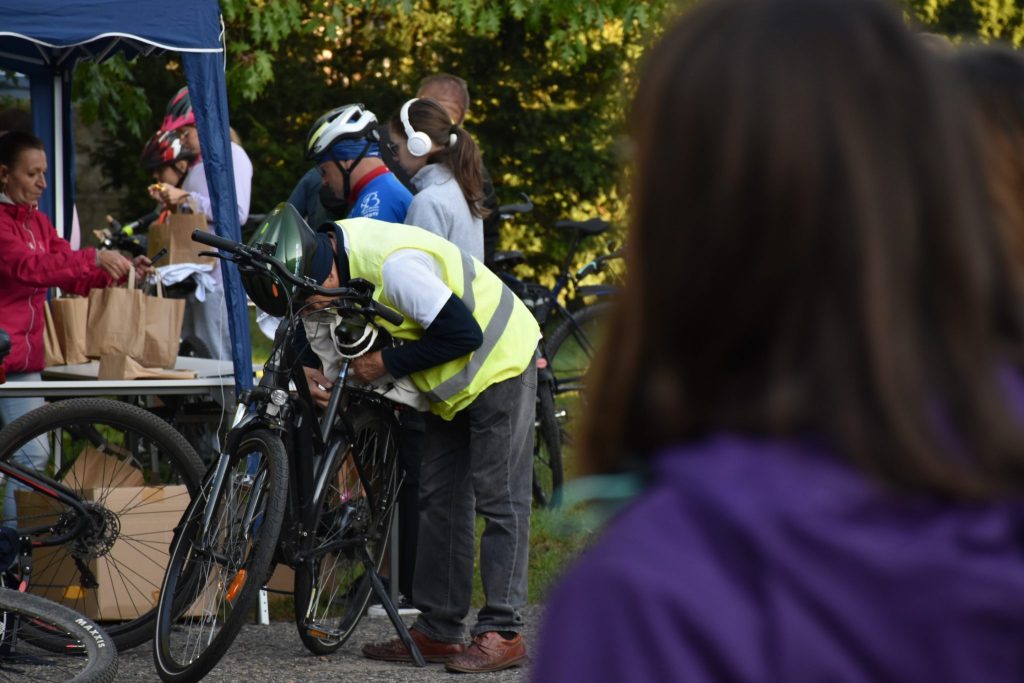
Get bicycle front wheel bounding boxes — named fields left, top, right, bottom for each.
left=0, top=398, right=204, bottom=652
left=294, top=399, right=399, bottom=655
left=0, top=588, right=118, bottom=682
left=153, top=429, right=288, bottom=683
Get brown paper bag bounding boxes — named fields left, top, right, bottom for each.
left=98, top=354, right=197, bottom=380
left=50, top=296, right=90, bottom=364
left=86, top=270, right=146, bottom=359
left=148, top=203, right=215, bottom=266
left=140, top=280, right=186, bottom=369
left=43, top=301, right=64, bottom=366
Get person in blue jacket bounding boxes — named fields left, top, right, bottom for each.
left=288, top=104, right=411, bottom=227
left=534, top=0, right=1024, bottom=682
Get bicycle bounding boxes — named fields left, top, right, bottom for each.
left=0, top=329, right=204, bottom=653
left=153, top=228, right=421, bottom=682
left=491, top=198, right=620, bottom=505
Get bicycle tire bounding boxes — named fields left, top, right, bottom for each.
left=0, top=588, right=117, bottom=682
left=293, top=400, right=399, bottom=655
left=153, top=429, right=288, bottom=683
left=0, top=398, right=204, bottom=652
left=532, top=382, right=564, bottom=507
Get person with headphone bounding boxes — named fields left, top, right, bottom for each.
left=388, top=98, right=489, bottom=261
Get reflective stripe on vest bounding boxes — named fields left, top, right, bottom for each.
left=425, top=284, right=514, bottom=403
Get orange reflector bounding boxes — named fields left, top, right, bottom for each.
left=226, top=569, right=248, bottom=603
left=307, top=627, right=330, bottom=639
left=271, top=283, right=279, bottom=298
left=64, top=585, right=86, bottom=599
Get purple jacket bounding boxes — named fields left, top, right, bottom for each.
left=534, top=435, right=1024, bottom=682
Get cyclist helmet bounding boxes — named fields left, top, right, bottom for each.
left=139, top=129, right=195, bottom=170
left=305, top=104, right=377, bottom=160
left=161, top=86, right=195, bottom=131
left=241, top=202, right=322, bottom=317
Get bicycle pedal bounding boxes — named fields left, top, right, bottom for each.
left=305, top=622, right=341, bottom=641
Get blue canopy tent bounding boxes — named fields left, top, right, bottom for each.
left=0, top=0, right=252, bottom=392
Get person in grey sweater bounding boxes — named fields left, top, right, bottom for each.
left=388, top=98, right=490, bottom=259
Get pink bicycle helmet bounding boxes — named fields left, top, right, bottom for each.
left=161, top=86, right=195, bottom=131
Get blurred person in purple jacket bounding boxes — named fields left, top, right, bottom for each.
left=533, top=1, right=1024, bottom=682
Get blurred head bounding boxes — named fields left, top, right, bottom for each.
left=0, top=131, right=46, bottom=206
left=953, top=46, right=1024, bottom=279
left=417, top=73, right=470, bottom=125
left=581, top=0, right=1024, bottom=497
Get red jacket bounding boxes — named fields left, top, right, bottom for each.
left=0, top=200, right=111, bottom=373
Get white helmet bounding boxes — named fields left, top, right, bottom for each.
left=305, top=104, right=378, bottom=160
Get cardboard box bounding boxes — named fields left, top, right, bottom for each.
left=15, top=448, right=191, bottom=621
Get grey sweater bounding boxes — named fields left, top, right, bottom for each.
left=406, top=163, right=484, bottom=260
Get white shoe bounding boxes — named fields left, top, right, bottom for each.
left=367, top=595, right=420, bottom=617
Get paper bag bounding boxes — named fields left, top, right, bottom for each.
left=50, top=296, right=90, bottom=364
left=140, top=281, right=185, bottom=369
left=43, top=301, right=64, bottom=367
left=98, top=354, right=197, bottom=380
left=148, top=204, right=215, bottom=266
left=86, top=270, right=146, bottom=359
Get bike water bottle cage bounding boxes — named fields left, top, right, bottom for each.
left=400, top=99, right=433, bottom=157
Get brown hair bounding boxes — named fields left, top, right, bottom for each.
left=579, top=0, right=1024, bottom=499
left=417, top=73, right=470, bottom=124
left=954, top=46, right=1024, bottom=282
left=0, top=130, right=44, bottom=168
left=391, top=98, right=490, bottom=219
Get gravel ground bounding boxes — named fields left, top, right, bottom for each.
left=115, top=605, right=544, bottom=682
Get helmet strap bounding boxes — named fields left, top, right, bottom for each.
left=329, top=139, right=372, bottom=204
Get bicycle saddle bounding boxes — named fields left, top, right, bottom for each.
left=554, top=218, right=610, bottom=235
left=490, top=250, right=525, bottom=270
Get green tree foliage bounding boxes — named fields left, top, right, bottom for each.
left=906, top=0, right=1024, bottom=45
left=74, top=0, right=671, bottom=279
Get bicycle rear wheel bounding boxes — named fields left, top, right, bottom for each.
left=293, top=399, right=399, bottom=655
left=0, top=398, right=204, bottom=651
left=544, top=302, right=610, bottom=479
left=153, top=429, right=288, bottom=682
left=0, top=588, right=117, bottom=682
left=532, top=381, right=564, bottom=507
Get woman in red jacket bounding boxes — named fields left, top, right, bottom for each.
left=0, top=130, right=147, bottom=519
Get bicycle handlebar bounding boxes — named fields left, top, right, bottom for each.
left=191, top=230, right=404, bottom=326
left=497, top=193, right=533, bottom=218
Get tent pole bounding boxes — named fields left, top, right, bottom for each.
left=52, top=73, right=64, bottom=240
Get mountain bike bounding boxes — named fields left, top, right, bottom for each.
left=0, top=585, right=118, bottom=682
left=153, top=228, right=422, bottom=683
left=0, top=332, right=204, bottom=652
left=492, top=200, right=620, bottom=505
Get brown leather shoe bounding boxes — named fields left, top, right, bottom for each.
left=444, top=631, right=527, bottom=673
left=362, top=628, right=466, bottom=664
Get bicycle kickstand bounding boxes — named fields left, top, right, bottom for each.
left=359, top=547, right=426, bottom=667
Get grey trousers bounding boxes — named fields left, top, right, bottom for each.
left=412, top=363, right=536, bottom=642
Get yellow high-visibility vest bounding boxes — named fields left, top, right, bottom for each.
left=337, top=218, right=540, bottom=420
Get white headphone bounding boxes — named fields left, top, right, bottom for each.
left=400, top=99, right=433, bottom=157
